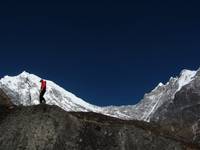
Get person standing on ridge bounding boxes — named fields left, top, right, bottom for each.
left=40, top=79, right=46, bottom=104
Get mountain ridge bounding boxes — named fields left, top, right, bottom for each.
left=1, top=69, right=200, bottom=149
left=0, top=68, right=198, bottom=121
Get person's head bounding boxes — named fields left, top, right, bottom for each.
left=40, top=79, right=43, bottom=82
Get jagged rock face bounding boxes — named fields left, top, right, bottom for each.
left=133, top=70, right=196, bottom=121
left=0, top=105, right=194, bottom=150
left=150, top=72, right=200, bottom=147
left=0, top=89, right=13, bottom=107
left=102, top=69, right=197, bottom=121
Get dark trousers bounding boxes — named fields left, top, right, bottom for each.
left=39, top=90, right=46, bottom=104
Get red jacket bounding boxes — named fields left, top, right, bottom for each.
left=41, top=80, right=46, bottom=91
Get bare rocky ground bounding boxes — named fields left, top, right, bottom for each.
left=0, top=104, right=198, bottom=150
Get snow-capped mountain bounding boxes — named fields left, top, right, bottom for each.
left=0, top=71, right=102, bottom=112
left=136, top=69, right=196, bottom=121
left=102, top=69, right=197, bottom=121
left=0, top=69, right=199, bottom=121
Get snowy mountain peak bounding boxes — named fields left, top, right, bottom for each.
left=176, top=69, right=196, bottom=92
left=0, top=71, right=134, bottom=119
left=151, top=69, right=196, bottom=93
left=19, top=71, right=30, bottom=76
left=180, top=69, right=196, bottom=76
left=152, top=82, right=164, bottom=92
left=0, top=71, right=102, bottom=113
left=130, top=68, right=198, bottom=122
left=158, top=82, right=164, bottom=86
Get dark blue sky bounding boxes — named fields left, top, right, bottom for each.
left=0, top=0, right=200, bottom=106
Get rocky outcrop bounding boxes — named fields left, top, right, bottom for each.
left=0, top=89, right=14, bottom=108
left=0, top=104, right=196, bottom=150
left=151, top=70, right=200, bottom=147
